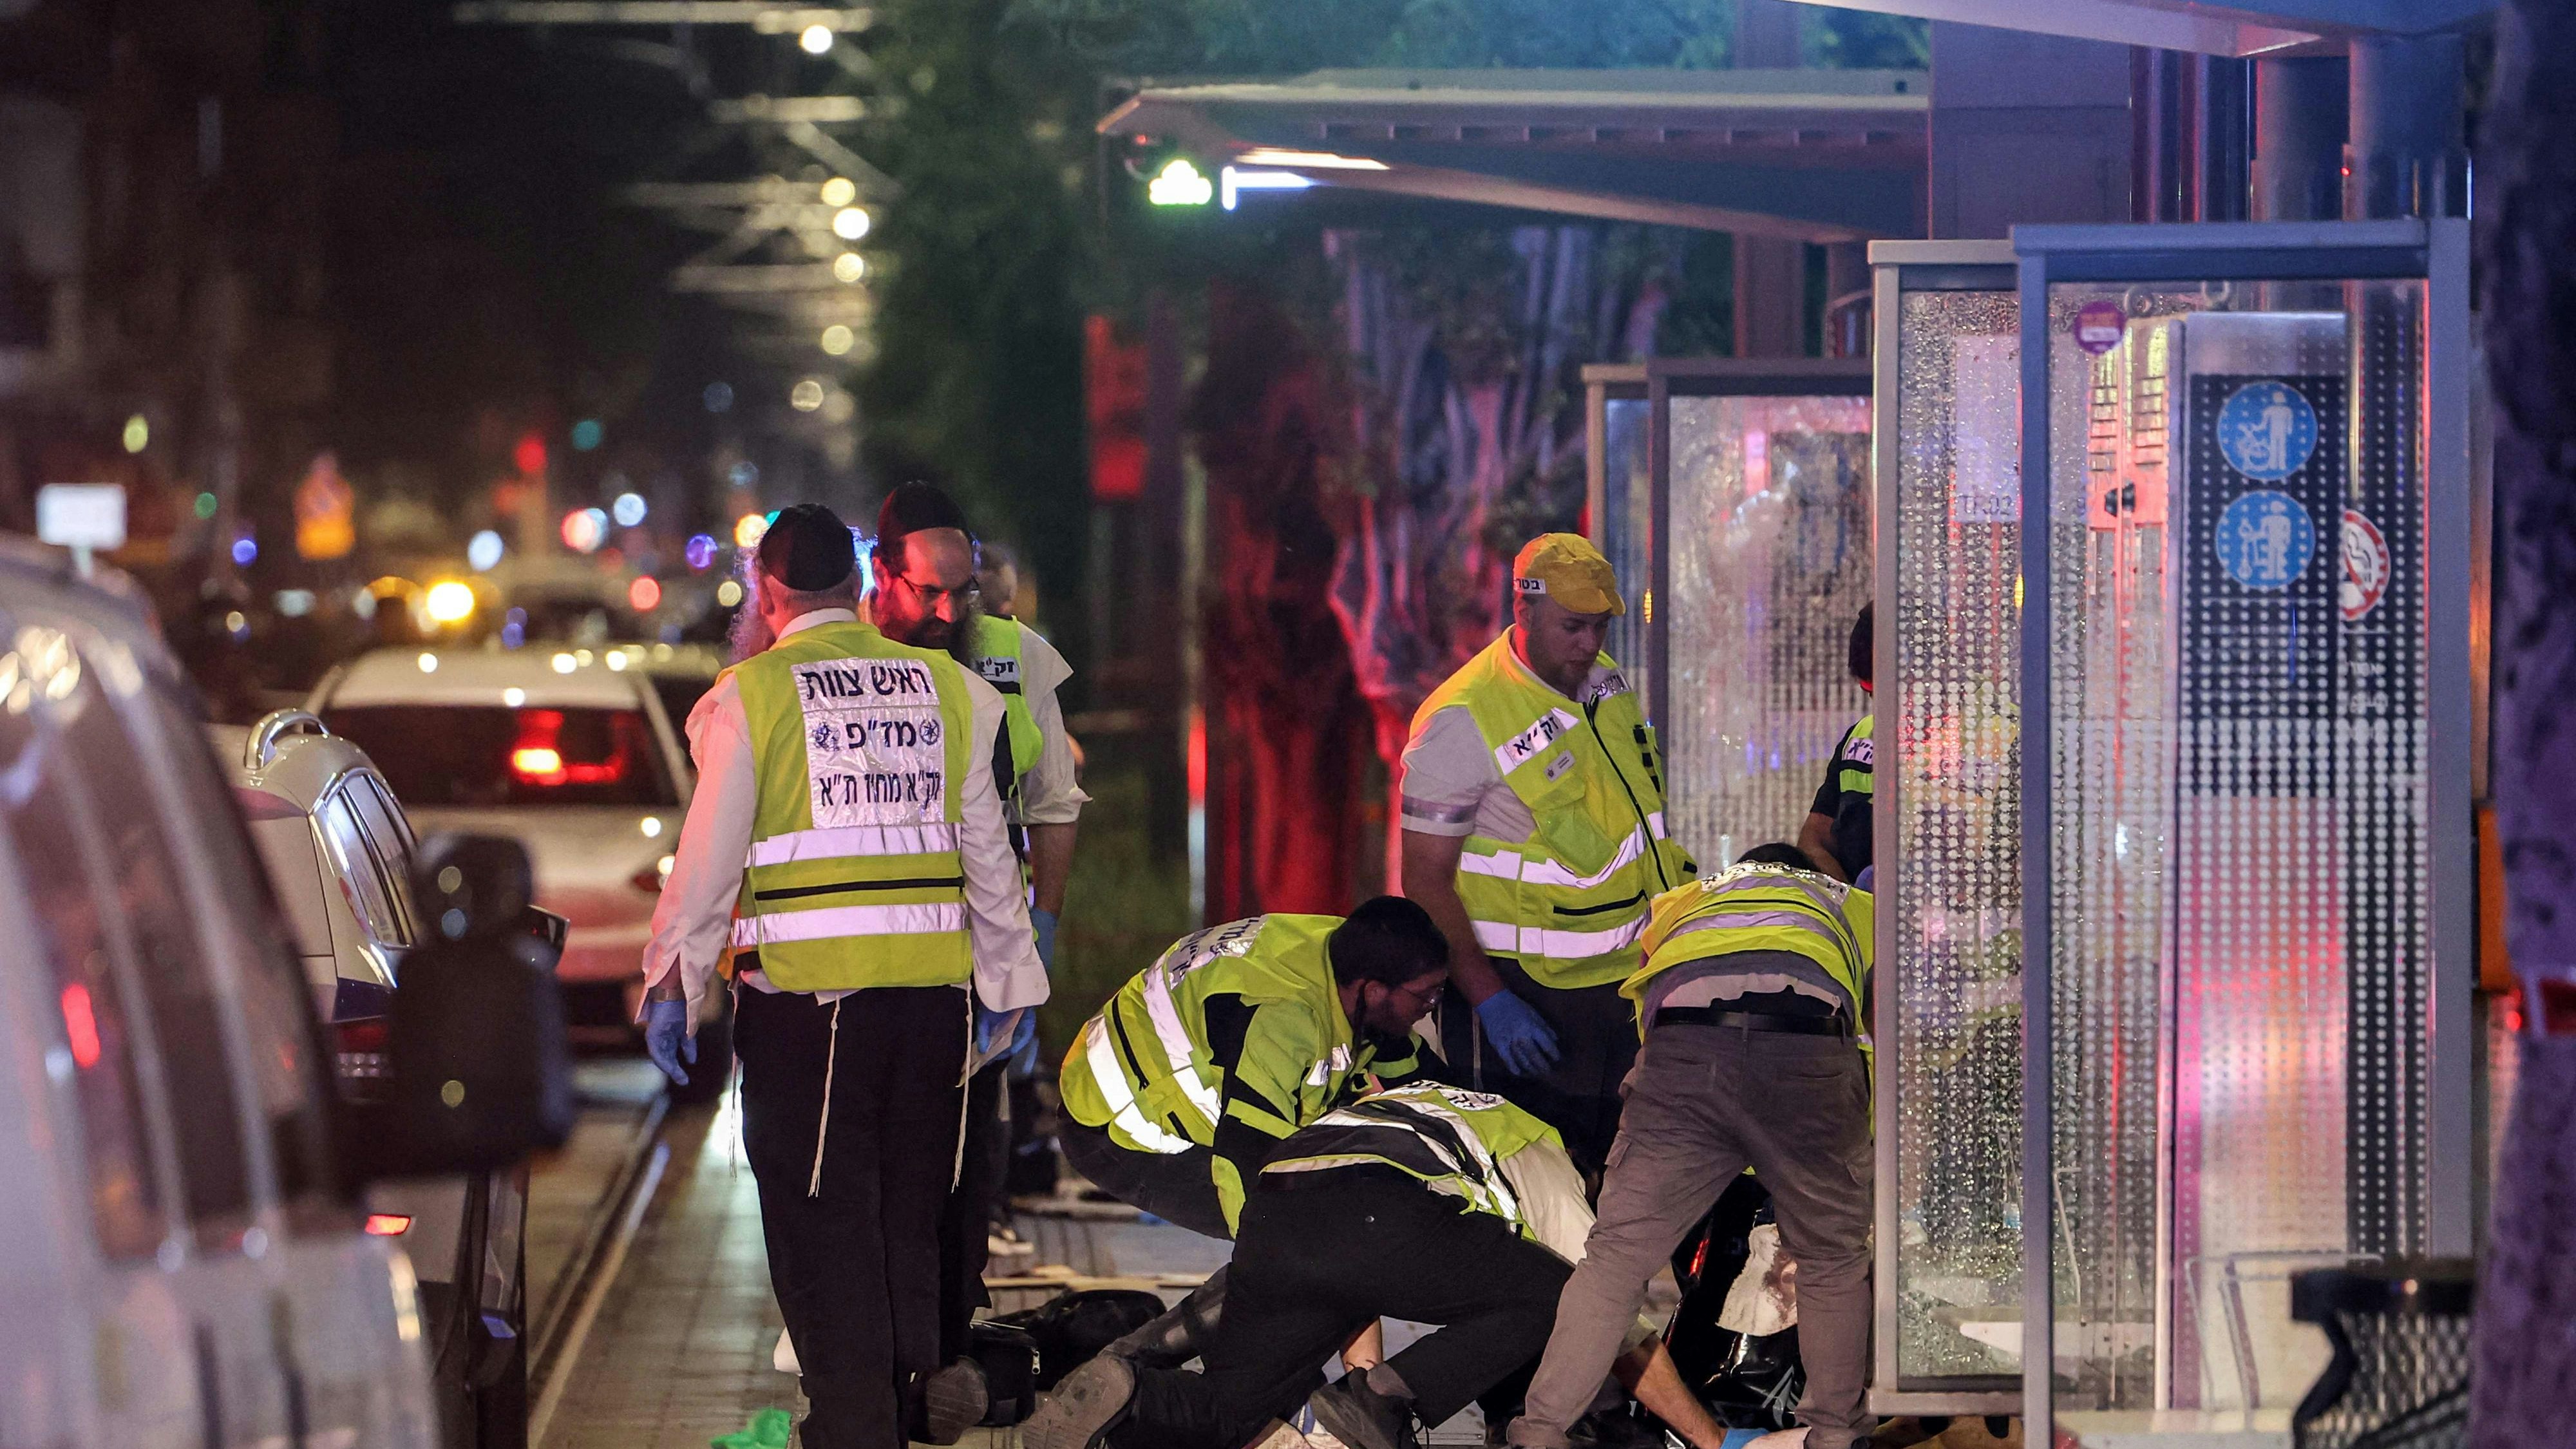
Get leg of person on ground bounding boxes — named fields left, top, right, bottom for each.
left=1509, top=1030, right=1741, bottom=1449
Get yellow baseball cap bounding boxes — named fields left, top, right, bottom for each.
left=1513, top=533, right=1624, bottom=616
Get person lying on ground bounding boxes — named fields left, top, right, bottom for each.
left=1024, top=1083, right=1737, bottom=1449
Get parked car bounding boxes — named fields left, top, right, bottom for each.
left=307, top=643, right=731, bottom=1098
left=211, top=708, right=545, bottom=1449
left=0, top=539, right=554, bottom=1448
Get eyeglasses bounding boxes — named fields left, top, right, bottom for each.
left=887, top=573, right=979, bottom=611
left=1381, top=978, right=1446, bottom=1015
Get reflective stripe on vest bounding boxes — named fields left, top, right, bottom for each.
left=1410, top=632, right=1689, bottom=990
left=729, top=621, right=977, bottom=991
left=1262, top=1085, right=1551, bottom=1232
left=1836, top=715, right=1875, bottom=799
left=1080, top=1016, right=1197, bottom=1155
left=1141, top=958, right=1226, bottom=1124
left=1625, top=864, right=1871, bottom=1025
left=972, top=615, right=1043, bottom=790
left=1059, top=914, right=1370, bottom=1158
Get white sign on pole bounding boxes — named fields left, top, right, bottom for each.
left=36, top=484, right=128, bottom=551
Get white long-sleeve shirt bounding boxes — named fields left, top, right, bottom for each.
left=642, top=608, right=1045, bottom=1034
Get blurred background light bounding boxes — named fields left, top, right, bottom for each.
left=122, top=415, right=149, bottom=453
left=832, top=206, right=870, bottom=240
left=833, top=252, right=866, bottom=284
left=612, top=491, right=648, bottom=527
left=424, top=580, right=477, bottom=623
left=799, top=23, right=833, bottom=53
left=629, top=575, right=663, bottom=611
left=820, top=325, right=855, bottom=356
left=467, top=529, right=506, bottom=571
left=734, top=513, right=769, bottom=549
left=820, top=176, right=857, bottom=207
left=562, top=507, right=609, bottom=554
left=685, top=534, right=717, bottom=571
left=791, top=379, right=826, bottom=411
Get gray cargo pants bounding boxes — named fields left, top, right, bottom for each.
left=1507, top=1020, right=1873, bottom=1449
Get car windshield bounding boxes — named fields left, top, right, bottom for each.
left=321, top=705, right=679, bottom=807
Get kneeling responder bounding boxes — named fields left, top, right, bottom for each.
left=1399, top=534, right=1694, bottom=1175
left=1055, top=900, right=1449, bottom=1361
left=1508, top=844, right=1874, bottom=1449
left=638, top=504, right=1045, bottom=1449
left=1026, top=1083, right=1736, bottom=1449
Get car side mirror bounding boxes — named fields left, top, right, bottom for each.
left=369, top=833, right=576, bottom=1177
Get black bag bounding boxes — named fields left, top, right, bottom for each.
left=985, top=1289, right=1171, bottom=1388
left=967, top=1320, right=1042, bottom=1426
left=1660, top=1177, right=1804, bottom=1432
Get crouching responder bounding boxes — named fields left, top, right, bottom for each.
left=1508, top=844, right=1875, bottom=1449
left=1400, top=533, right=1694, bottom=1176
left=1025, top=1083, right=1738, bottom=1449
left=1055, top=900, right=1451, bottom=1364
left=638, top=504, right=1045, bottom=1449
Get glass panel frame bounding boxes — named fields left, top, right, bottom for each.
left=1868, top=241, right=2027, bottom=1418
left=2013, top=219, right=2475, bottom=1428
left=1587, top=359, right=1878, bottom=875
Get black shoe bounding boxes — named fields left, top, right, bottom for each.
left=1308, top=1373, right=1417, bottom=1449
left=1025, top=1356, right=1139, bottom=1449
left=918, top=1358, right=991, bottom=1445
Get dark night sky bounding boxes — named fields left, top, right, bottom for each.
left=317, top=0, right=796, bottom=531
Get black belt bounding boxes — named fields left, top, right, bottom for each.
left=1653, top=1005, right=1845, bottom=1036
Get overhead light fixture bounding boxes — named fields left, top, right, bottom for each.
left=1234, top=148, right=1389, bottom=171
left=1147, top=157, right=1213, bottom=207
left=1220, top=167, right=1314, bottom=211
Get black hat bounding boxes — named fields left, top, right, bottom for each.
left=757, top=503, right=857, bottom=591
left=876, top=479, right=974, bottom=554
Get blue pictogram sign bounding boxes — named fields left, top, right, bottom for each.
left=2216, top=380, right=2318, bottom=480
left=2215, top=489, right=2316, bottom=590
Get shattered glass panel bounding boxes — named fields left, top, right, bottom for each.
left=1888, top=287, right=2025, bottom=1386
left=1665, top=393, right=1873, bottom=869
left=2041, top=279, right=2432, bottom=1412
left=1602, top=395, right=1653, bottom=699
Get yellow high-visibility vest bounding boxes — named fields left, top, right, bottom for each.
left=730, top=620, right=980, bottom=990
left=1409, top=632, right=1692, bottom=989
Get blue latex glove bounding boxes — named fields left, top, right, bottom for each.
left=644, top=998, right=696, bottom=1086
left=1030, top=906, right=1059, bottom=970
left=976, top=1004, right=1033, bottom=1059
left=1476, top=990, right=1561, bottom=1077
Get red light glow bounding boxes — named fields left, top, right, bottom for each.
left=513, top=432, right=548, bottom=477
left=509, top=710, right=637, bottom=788
left=628, top=576, right=663, bottom=611
left=59, top=983, right=101, bottom=1069
left=364, top=1213, right=413, bottom=1236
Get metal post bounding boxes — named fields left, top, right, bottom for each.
left=1868, top=255, right=1905, bottom=1406
left=2348, top=33, right=2467, bottom=220
left=2425, top=218, right=2477, bottom=1258
left=2252, top=57, right=2347, bottom=223
left=1647, top=366, right=1672, bottom=744
left=2014, top=248, right=2055, bottom=1437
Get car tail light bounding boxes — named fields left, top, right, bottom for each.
left=364, top=1213, right=412, bottom=1236
left=335, top=1016, right=391, bottom=1094
left=511, top=708, right=637, bottom=787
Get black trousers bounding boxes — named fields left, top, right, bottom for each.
left=1436, top=958, right=1638, bottom=1176
left=1058, top=1117, right=1233, bottom=1241
left=736, top=983, right=969, bottom=1449
left=938, top=1058, right=1012, bottom=1363
left=1112, top=1170, right=1571, bottom=1449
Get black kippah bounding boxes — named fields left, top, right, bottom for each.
left=875, top=480, right=971, bottom=556
left=758, top=503, right=857, bottom=591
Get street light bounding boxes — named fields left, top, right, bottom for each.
left=832, top=205, right=870, bottom=240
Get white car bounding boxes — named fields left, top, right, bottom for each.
left=0, top=538, right=549, bottom=1448
left=307, top=645, right=729, bottom=1094
left=212, top=710, right=543, bottom=1448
